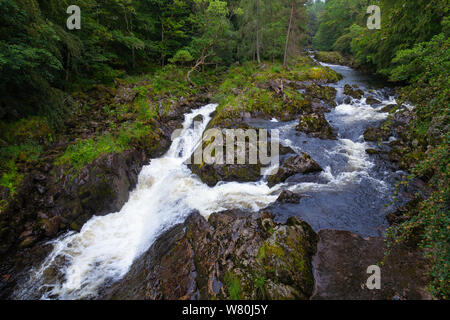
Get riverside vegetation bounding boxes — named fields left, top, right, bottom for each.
left=0, top=0, right=448, bottom=300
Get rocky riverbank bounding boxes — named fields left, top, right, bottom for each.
left=101, top=209, right=318, bottom=300
left=0, top=79, right=213, bottom=299
left=99, top=205, right=432, bottom=300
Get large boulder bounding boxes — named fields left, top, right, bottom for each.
left=101, top=210, right=318, bottom=300
left=366, top=96, right=381, bottom=105
left=296, top=113, right=337, bottom=140
left=276, top=190, right=304, bottom=204
left=344, top=84, right=364, bottom=100
left=188, top=125, right=267, bottom=187
left=311, top=230, right=432, bottom=300
left=305, top=85, right=337, bottom=107
left=314, top=51, right=348, bottom=66
left=268, top=153, right=322, bottom=187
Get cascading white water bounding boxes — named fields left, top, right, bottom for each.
left=16, top=61, right=404, bottom=299
left=16, top=104, right=279, bottom=300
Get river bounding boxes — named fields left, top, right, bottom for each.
left=14, top=62, right=405, bottom=300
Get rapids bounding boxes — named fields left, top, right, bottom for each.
left=15, top=62, right=405, bottom=300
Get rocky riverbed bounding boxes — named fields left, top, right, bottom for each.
left=1, top=58, right=432, bottom=300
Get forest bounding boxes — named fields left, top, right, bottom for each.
left=0, top=0, right=448, bottom=301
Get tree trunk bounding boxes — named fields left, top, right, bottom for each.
left=186, top=44, right=213, bottom=85
left=256, top=0, right=261, bottom=64
left=283, top=0, right=295, bottom=68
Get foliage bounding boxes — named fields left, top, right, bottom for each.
left=312, top=0, right=370, bottom=51
left=56, top=121, right=154, bottom=170
left=385, top=23, right=450, bottom=298
left=224, top=272, right=242, bottom=300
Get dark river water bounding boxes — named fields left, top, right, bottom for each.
left=248, top=62, right=403, bottom=237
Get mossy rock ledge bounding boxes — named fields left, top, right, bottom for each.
left=101, top=210, right=318, bottom=300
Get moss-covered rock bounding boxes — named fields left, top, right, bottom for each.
left=296, top=113, right=337, bottom=140
left=364, top=124, right=393, bottom=142
left=366, top=96, right=382, bottom=105
left=305, top=84, right=337, bottom=107
left=314, top=51, right=348, bottom=65
left=102, top=210, right=318, bottom=300
left=344, top=84, right=364, bottom=100
left=188, top=126, right=264, bottom=187
left=380, top=104, right=398, bottom=113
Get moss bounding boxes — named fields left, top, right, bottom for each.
left=0, top=116, right=53, bottom=144
left=305, top=84, right=337, bottom=105
left=224, top=272, right=242, bottom=300
left=297, top=113, right=336, bottom=139
left=258, top=242, right=285, bottom=261
left=0, top=143, right=43, bottom=195
left=211, top=57, right=341, bottom=126
left=253, top=275, right=267, bottom=299
left=315, top=51, right=348, bottom=65
left=56, top=121, right=157, bottom=172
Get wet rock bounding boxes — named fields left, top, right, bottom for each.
left=276, top=191, right=303, bottom=204
left=190, top=162, right=262, bottom=187
left=296, top=113, right=337, bottom=140
left=380, top=104, right=398, bottom=113
left=365, top=148, right=381, bottom=155
left=344, top=84, right=364, bottom=100
left=282, top=154, right=322, bottom=175
left=102, top=210, right=318, bottom=300
left=47, top=150, right=149, bottom=232
left=310, top=101, right=330, bottom=113
left=190, top=114, right=204, bottom=129
left=364, top=126, right=392, bottom=142
left=311, top=230, right=432, bottom=300
left=41, top=217, right=62, bottom=238
left=279, top=145, right=296, bottom=156
left=193, top=114, right=204, bottom=123
left=268, top=153, right=322, bottom=187
left=366, top=96, right=381, bottom=105
left=188, top=127, right=266, bottom=187
left=305, top=85, right=337, bottom=107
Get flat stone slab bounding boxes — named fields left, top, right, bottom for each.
left=311, top=230, right=432, bottom=300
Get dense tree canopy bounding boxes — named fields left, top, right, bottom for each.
left=0, top=0, right=309, bottom=122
